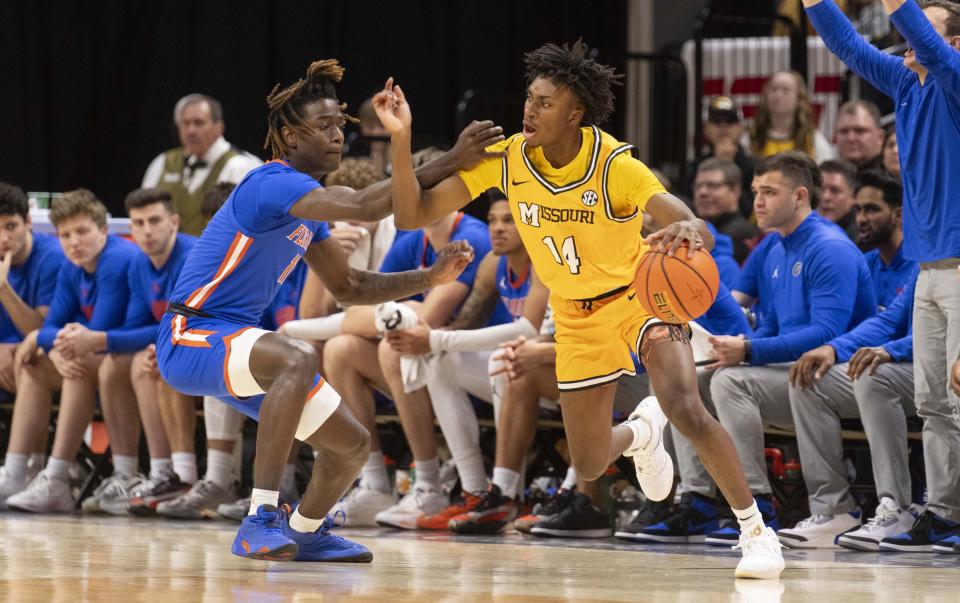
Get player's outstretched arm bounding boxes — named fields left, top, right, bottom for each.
left=303, top=236, right=474, bottom=306
left=643, top=193, right=715, bottom=258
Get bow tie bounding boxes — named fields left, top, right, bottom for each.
left=185, top=158, right=209, bottom=174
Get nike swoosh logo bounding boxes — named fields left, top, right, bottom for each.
left=627, top=292, right=636, bottom=301
left=511, top=179, right=530, bottom=186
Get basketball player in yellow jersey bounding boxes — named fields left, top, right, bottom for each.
left=374, top=41, right=783, bottom=578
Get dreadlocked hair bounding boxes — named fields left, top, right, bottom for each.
left=264, top=59, right=358, bottom=159
left=523, top=39, right=622, bottom=126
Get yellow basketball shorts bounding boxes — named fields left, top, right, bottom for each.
left=551, top=285, right=675, bottom=391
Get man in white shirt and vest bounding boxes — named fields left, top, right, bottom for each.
left=142, top=94, right=262, bottom=236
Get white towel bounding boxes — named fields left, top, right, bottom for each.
left=375, top=302, right=431, bottom=392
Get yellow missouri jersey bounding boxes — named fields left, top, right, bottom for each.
left=458, top=126, right=666, bottom=300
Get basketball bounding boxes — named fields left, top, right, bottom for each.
left=634, top=245, right=719, bottom=323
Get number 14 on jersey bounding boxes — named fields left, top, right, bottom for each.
left=542, top=235, right=581, bottom=275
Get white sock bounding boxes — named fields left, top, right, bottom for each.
left=361, top=451, right=391, bottom=494
left=46, top=457, right=72, bottom=482
left=734, top=500, right=764, bottom=537
left=4, top=453, right=28, bottom=480
left=281, top=463, right=297, bottom=496
left=29, top=453, right=46, bottom=469
left=205, top=449, right=234, bottom=490
left=149, top=458, right=173, bottom=480
left=561, top=466, right=578, bottom=491
left=288, top=507, right=324, bottom=533
left=624, top=419, right=651, bottom=452
left=455, top=450, right=489, bottom=494
left=492, top=467, right=521, bottom=499
left=248, top=488, right=279, bottom=515
left=112, top=454, right=139, bottom=479
left=171, top=452, right=198, bottom=483
left=414, top=457, right=440, bottom=489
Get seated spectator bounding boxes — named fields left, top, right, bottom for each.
left=71, top=189, right=200, bottom=516
left=142, top=94, right=261, bottom=236
left=0, top=182, right=65, bottom=491
left=686, top=96, right=756, bottom=218
left=783, top=266, right=919, bottom=549
left=0, top=182, right=65, bottom=394
left=373, top=193, right=549, bottom=531
left=704, top=153, right=876, bottom=542
left=835, top=100, right=885, bottom=173
left=855, top=171, right=915, bottom=309
left=1, top=190, right=140, bottom=513
left=693, top=159, right=762, bottom=263
left=322, top=210, right=494, bottom=526
left=882, top=127, right=900, bottom=180
left=818, top=159, right=860, bottom=243
left=743, top=71, right=836, bottom=162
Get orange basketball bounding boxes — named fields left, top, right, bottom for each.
left=634, top=245, right=719, bottom=323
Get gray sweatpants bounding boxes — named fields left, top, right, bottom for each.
left=670, top=368, right=718, bottom=496
left=789, top=362, right=916, bottom=515
left=913, top=262, right=960, bottom=522
left=709, top=365, right=794, bottom=494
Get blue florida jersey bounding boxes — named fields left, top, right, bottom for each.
left=494, top=255, right=530, bottom=324
left=863, top=244, right=917, bottom=310
left=168, top=161, right=329, bottom=325
left=0, top=233, right=65, bottom=343
left=37, top=235, right=139, bottom=350
left=106, top=233, right=197, bottom=353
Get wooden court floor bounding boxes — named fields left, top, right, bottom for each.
left=0, top=514, right=957, bottom=602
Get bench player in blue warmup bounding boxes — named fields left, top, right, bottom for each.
left=156, top=59, right=501, bottom=562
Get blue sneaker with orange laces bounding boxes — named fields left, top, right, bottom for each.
left=282, top=507, right=373, bottom=563
left=230, top=504, right=299, bottom=561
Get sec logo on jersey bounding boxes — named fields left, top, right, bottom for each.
left=582, top=190, right=598, bottom=207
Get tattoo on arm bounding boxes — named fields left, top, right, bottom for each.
left=336, top=268, right=434, bottom=306
left=447, top=280, right=499, bottom=330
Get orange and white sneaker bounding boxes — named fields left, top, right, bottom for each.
left=416, top=491, right=484, bottom=530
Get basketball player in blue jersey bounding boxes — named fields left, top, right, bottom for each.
left=156, top=59, right=501, bottom=562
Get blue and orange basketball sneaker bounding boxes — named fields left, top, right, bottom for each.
left=282, top=507, right=373, bottom=563
left=230, top=504, right=299, bottom=561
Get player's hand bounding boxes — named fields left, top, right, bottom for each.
left=490, top=336, right=544, bottom=380
left=645, top=219, right=706, bottom=259
left=951, top=359, right=960, bottom=397
left=712, top=138, right=738, bottom=162
left=428, top=240, right=474, bottom=286
left=330, top=226, right=364, bottom=257
left=14, top=333, right=39, bottom=369
left=372, top=77, right=412, bottom=135
left=49, top=347, right=86, bottom=381
left=847, top=346, right=892, bottom=381
left=450, top=120, right=506, bottom=170
left=789, top=344, right=836, bottom=389
left=0, top=251, right=12, bottom=289
left=385, top=321, right=432, bottom=356
left=705, top=335, right=746, bottom=370
left=54, top=323, right=101, bottom=357
left=143, top=344, right=159, bottom=378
